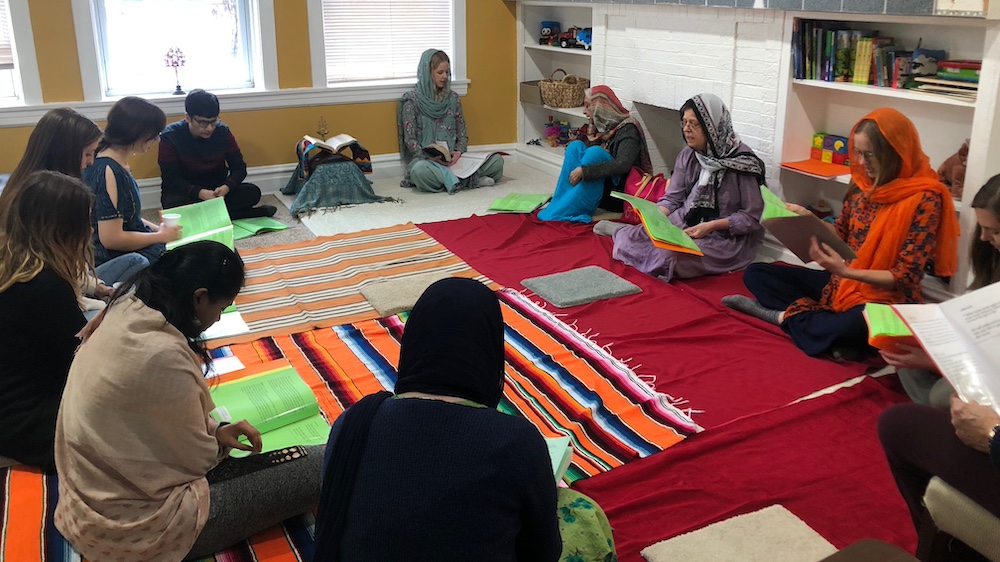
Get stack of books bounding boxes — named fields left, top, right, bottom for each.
left=913, top=60, right=980, bottom=102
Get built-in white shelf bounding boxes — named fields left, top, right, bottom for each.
left=525, top=44, right=592, bottom=56
left=792, top=79, right=977, bottom=108
left=523, top=101, right=587, bottom=119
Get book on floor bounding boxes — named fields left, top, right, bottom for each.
left=209, top=360, right=330, bottom=457
left=232, top=217, right=289, bottom=240
left=545, top=435, right=573, bottom=484
left=164, top=197, right=234, bottom=251
left=610, top=192, right=703, bottom=256
left=489, top=193, right=551, bottom=213
left=862, top=303, right=918, bottom=351
left=303, top=133, right=358, bottom=154
left=891, top=281, right=1000, bottom=412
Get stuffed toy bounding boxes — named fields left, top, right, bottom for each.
left=938, top=140, right=968, bottom=199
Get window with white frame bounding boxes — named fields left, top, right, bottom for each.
left=91, top=0, right=256, bottom=97
left=321, top=0, right=453, bottom=84
left=0, top=0, right=19, bottom=100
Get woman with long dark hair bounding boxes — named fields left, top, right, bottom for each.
left=55, top=242, right=323, bottom=561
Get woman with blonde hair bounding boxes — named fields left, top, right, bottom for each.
left=724, top=108, right=959, bottom=360
left=0, top=171, right=92, bottom=471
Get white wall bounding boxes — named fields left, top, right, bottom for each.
left=591, top=4, right=785, bottom=188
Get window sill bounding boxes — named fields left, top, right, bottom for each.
left=0, top=79, right=470, bottom=128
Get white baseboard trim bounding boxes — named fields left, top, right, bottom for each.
left=137, top=143, right=519, bottom=209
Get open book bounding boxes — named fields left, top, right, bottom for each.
left=757, top=186, right=856, bottom=264
left=891, top=281, right=1000, bottom=413
left=545, top=435, right=573, bottom=484
left=304, top=133, right=357, bottom=154
left=489, top=193, right=551, bottom=213
left=164, top=197, right=234, bottom=251
left=232, top=217, right=288, bottom=240
left=611, top=192, right=703, bottom=256
left=422, top=141, right=452, bottom=162
left=208, top=361, right=330, bottom=456
left=863, top=303, right=918, bottom=351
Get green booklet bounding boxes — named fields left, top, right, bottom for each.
left=164, top=197, right=234, bottom=251
left=232, top=217, right=289, bottom=240
left=759, top=185, right=799, bottom=221
left=610, top=192, right=703, bottom=256
left=489, top=193, right=552, bottom=213
left=208, top=363, right=329, bottom=457
left=863, top=302, right=917, bottom=351
left=545, top=435, right=573, bottom=484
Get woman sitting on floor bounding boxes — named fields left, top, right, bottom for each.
left=599, top=93, right=766, bottom=283
left=0, top=108, right=149, bottom=318
left=55, top=241, right=323, bottom=562
left=83, top=96, right=181, bottom=267
left=398, top=49, right=504, bottom=193
left=881, top=174, right=1000, bottom=409
left=314, top=278, right=616, bottom=562
left=0, top=171, right=90, bottom=472
left=538, top=85, right=652, bottom=222
left=723, top=108, right=959, bottom=360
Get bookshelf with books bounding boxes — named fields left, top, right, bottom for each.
left=777, top=13, right=1000, bottom=295
left=516, top=2, right=594, bottom=173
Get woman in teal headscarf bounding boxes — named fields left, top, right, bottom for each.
left=397, top=49, right=504, bottom=193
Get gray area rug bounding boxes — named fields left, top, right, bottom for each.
left=521, top=265, right=641, bottom=308
left=141, top=194, right=315, bottom=251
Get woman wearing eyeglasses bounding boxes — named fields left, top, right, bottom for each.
left=723, top=108, right=959, bottom=360
left=538, top=85, right=653, bottom=222
left=601, top=93, right=766, bottom=283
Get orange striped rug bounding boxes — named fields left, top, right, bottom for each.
left=220, top=223, right=495, bottom=345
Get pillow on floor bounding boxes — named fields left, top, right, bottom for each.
left=360, top=271, right=452, bottom=317
left=521, top=266, right=640, bottom=308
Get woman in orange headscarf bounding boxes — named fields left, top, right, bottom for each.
left=723, top=108, right=959, bottom=359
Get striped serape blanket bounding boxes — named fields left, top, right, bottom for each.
left=0, top=290, right=696, bottom=562
left=225, top=223, right=495, bottom=345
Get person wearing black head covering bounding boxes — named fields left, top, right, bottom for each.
left=314, top=278, right=561, bottom=562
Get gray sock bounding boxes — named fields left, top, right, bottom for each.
left=594, top=220, right=627, bottom=237
left=721, top=295, right=781, bottom=325
left=476, top=176, right=495, bottom=187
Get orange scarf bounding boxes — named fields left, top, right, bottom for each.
left=831, top=108, right=960, bottom=312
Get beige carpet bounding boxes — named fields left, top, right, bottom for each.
left=641, top=505, right=837, bottom=562
left=141, top=194, right=315, bottom=252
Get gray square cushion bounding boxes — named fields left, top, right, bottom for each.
left=521, top=266, right=641, bottom=308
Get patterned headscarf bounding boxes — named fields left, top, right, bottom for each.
left=686, top=93, right=765, bottom=212
left=588, top=85, right=652, bottom=173
left=397, top=49, right=462, bottom=173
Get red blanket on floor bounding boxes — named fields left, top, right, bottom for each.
left=419, top=213, right=871, bottom=427
left=572, top=376, right=915, bottom=561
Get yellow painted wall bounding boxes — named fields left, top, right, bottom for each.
left=1, top=0, right=517, bottom=179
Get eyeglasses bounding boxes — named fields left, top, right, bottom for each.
left=192, top=117, right=220, bottom=128
left=851, top=148, right=876, bottom=162
left=680, top=120, right=702, bottom=132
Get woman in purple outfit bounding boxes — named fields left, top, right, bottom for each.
left=600, top=93, right=766, bottom=282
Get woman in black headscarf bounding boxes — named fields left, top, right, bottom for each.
left=314, top=278, right=562, bottom=562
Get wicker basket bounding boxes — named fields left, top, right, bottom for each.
left=539, top=69, right=590, bottom=108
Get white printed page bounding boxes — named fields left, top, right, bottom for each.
left=448, top=151, right=501, bottom=180
left=894, top=282, right=1000, bottom=410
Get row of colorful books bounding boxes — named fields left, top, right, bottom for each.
left=791, top=19, right=918, bottom=90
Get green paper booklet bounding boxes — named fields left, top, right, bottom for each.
left=863, top=303, right=917, bottom=351
left=232, top=217, right=289, bottom=240
left=545, top=435, right=573, bottom=484
left=759, top=185, right=799, bottom=221
left=209, top=362, right=329, bottom=457
left=610, top=192, right=703, bottom=256
left=489, top=193, right=552, bottom=213
left=164, top=197, right=234, bottom=251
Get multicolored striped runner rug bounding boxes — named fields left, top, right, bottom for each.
left=0, top=290, right=697, bottom=561
left=223, top=223, right=495, bottom=345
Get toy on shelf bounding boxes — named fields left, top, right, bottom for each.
left=543, top=116, right=573, bottom=147
left=556, top=26, right=592, bottom=50
left=811, top=132, right=849, bottom=166
left=938, top=140, right=969, bottom=199
left=539, top=21, right=560, bottom=45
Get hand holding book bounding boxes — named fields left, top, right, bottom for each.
left=216, top=420, right=263, bottom=454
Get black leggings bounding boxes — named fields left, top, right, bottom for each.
left=161, top=182, right=263, bottom=220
